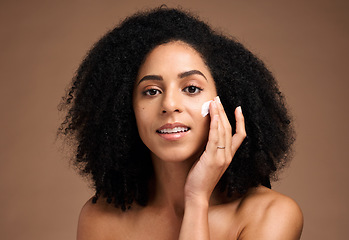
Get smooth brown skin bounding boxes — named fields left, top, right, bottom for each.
left=78, top=187, right=303, bottom=239
left=77, top=42, right=303, bottom=239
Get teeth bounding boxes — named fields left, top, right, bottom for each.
left=158, top=127, right=189, bottom=134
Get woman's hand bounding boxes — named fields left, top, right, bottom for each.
left=179, top=97, right=246, bottom=240
left=184, top=96, right=246, bottom=203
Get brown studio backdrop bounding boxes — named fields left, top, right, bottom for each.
left=0, top=0, right=348, bottom=239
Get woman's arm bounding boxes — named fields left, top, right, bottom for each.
left=179, top=97, right=246, bottom=240
left=178, top=197, right=210, bottom=240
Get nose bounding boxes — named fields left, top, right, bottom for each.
left=161, top=90, right=183, bottom=114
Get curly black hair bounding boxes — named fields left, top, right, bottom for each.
left=58, top=7, right=295, bottom=210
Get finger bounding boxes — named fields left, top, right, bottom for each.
left=207, top=99, right=227, bottom=168
left=231, top=106, right=246, bottom=153
left=216, top=122, right=227, bottom=167
left=214, top=96, right=232, bottom=160
left=215, top=97, right=231, bottom=132
left=206, top=100, right=219, bottom=154
left=215, top=101, right=226, bottom=164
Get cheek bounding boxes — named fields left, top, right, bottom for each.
left=134, top=107, right=148, bottom=134
left=186, top=98, right=210, bottom=118
left=187, top=101, right=211, bottom=129
left=185, top=96, right=204, bottom=112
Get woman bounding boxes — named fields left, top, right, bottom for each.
left=59, top=7, right=303, bottom=239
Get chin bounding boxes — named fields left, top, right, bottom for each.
left=150, top=145, right=205, bottom=163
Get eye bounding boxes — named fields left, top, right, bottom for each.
left=183, top=85, right=203, bottom=94
left=143, top=88, right=161, bottom=96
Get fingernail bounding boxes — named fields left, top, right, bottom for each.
left=237, top=106, right=242, bottom=113
left=215, top=96, right=221, bottom=103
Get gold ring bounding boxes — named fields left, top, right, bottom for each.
left=217, top=146, right=225, bottom=149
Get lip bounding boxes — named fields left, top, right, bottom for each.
left=156, top=122, right=190, bottom=141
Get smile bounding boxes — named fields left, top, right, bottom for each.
left=156, top=127, right=190, bottom=134
left=156, top=123, right=191, bottom=141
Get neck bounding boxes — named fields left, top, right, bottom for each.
left=149, top=154, right=194, bottom=216
left=148, top=153, right=228, bottom=217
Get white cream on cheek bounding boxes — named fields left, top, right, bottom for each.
left=201, top=100, right=213, bottom=117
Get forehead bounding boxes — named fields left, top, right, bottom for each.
left=137, top=41, right=212, bottom=78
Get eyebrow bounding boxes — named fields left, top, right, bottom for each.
left=138, top=75, right=163, bottom=85
left=137, top=70, right=207, bottom=85
left=179, top=70, right=207, bottom=81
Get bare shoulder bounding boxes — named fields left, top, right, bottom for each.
left=237, top=186, right=303, bottom=240
left=77, top=197, right=129, bottom=240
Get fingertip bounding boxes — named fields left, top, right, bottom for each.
left=208, top=101, right=219, bottom=119
left=237, top=106, right=242, bottom=113
left=209, top=100, right=217, bottom=114
left=235, top=106, right=244, bottom=118
left=212, top=100, right=217, bottom=108
left=235, top=106, right=246, bottom=135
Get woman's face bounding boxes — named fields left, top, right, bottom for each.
left=133, top=41, right=217, bottom=162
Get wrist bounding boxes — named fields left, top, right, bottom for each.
left=185, top=195, right=210, bottom=209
